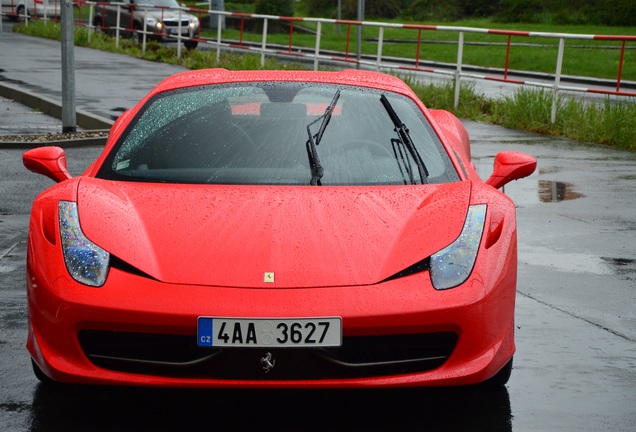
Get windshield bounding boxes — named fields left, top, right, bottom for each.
left=98, top=82, right=459, bottom=185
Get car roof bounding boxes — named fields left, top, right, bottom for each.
left=149, top=69, right=417, bottom=99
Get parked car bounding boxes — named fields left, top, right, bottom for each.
left=2, top=0, right=61, bottom=20
left=23, top=69, right=536, bottom=388
left=92, top=0, right=199, bottom=49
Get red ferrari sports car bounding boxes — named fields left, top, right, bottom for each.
left=23, top=69, right=536, bottom=388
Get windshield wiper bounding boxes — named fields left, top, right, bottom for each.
left=306, top=89, right=341, bottom=186
left=380, top=94, right=429, bottom=184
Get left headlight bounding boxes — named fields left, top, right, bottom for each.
left=144, top=17, right=162, bottom=30
left=189, top=16, right=199, bottom=29
left=59, top=201, right=110, bottom=287
left=430, top=204, right=486, bottom=290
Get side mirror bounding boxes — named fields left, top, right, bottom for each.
left=486, top=151, right=536, bottom=189
left=23, top=146, right=72, bottom=183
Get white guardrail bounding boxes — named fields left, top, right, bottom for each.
left=3, top=1, right=635, bottom=122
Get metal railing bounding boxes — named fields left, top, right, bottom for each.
left=4, top=2, right=635, bottom=123
left=198, top=9, right=636, bottom=122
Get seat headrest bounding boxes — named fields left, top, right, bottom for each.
left=260, top=103, right=307, bottom=119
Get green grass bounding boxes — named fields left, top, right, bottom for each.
left=206, top=17, right=636, bottom=82
left=401, top=77, right=494, bottom=120
left=16, top=20, right=299, bottom=70
left=490, top=86, right=635, bottom=149
left=48, top=7, right=636, bottom=81
left=13, top=20, right=636, bottom=150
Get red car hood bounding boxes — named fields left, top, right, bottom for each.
left=77, top=179, right=471, bottom=288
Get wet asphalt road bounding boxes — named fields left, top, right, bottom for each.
left=1, top=14, right=636, bottom=431
left=1, top=121, right=635, bottom=431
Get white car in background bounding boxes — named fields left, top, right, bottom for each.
left=92, top=0, right=200, bottom=49
left=2, top=0, right=61, bottom=20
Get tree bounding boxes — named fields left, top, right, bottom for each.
left=255, top=0, right=293, bottom=17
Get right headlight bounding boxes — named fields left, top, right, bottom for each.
left=59, top=201, right=110, bottom=287
left=430, top=204, right=486, bottom=290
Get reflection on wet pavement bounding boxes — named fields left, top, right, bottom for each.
left=520, top=245, right=636, bottom=277
left=29, top=383, right=513, bottom=431
left=521, top=246, right=611, bottom=274
left=601, top=257, right=636, bottom=277
left=490, top=173, right=585, bottom=206
left=538, top=180, right=585, bottom=202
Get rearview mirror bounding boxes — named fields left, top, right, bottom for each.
left=23, top=146, right=72, bottom=183
left=486, top=151, right=536, bottom=189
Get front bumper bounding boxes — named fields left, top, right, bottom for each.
left=145, top=22, right=198, bottom=40
left=27, top=248, right=516, bottom=388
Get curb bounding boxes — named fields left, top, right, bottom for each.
left=0, top=81, right=115, bottom=131
left=0, top=135, right=108, bottom=149
left=0, top=81, right=114, bottom=149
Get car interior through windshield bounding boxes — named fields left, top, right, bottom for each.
left=100, top=82, right=459, bottom=186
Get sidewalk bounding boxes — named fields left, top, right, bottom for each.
left=0, top=28, right=188, bottom=136
left=0, top=95, right=62, bottom=135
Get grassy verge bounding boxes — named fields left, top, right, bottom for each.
left=403, top=76, right=636, bottom=150
left=207, top=18, right=636, bottom=82
left=13, top=20, right=636, bottom=150
left=15, top=19, right=300, bottom=70
left=490, top=88, right=636, bottom=149
left=69, top=2, right=636, bottom=81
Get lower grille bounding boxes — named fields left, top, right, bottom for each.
left=163, top=20, right=190, bottom=28
left=78, top=330, right=457, bottom=380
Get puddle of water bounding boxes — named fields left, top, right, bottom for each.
left=496, top=178, right=586, bottom=205
left=474, top=157, right=583, bottom=205
left=601, top=257, right=636, bottom=276
left=538, top=180, right=585, bottom=203
left=520, top=246, right=634, bottom=277
left=500, top=178, right=584, bottom=207
left=520, top=246, right=611, bottom=275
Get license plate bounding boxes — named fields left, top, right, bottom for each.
left=197, top=317, right=342, bottom=348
